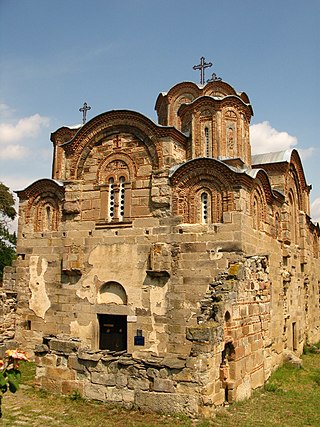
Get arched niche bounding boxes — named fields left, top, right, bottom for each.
left=97, top=281, right=127, bottom=305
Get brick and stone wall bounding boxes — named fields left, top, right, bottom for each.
left=3, top=77, right=320, bottom=417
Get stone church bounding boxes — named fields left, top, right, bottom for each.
left=2, top=61, right=320, bottom=416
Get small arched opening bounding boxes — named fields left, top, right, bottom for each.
left=98, top=281, right=127, bottom=305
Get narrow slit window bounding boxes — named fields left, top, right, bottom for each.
left=108, top=178, right=115, bottom=221
left=119, top=176, right=125, bottom=221
left=201, top=192, right=209, bottom=223
left=46, top=206, right=51, bottom=230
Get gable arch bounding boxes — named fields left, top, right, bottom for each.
left=250, top=183, right=267, bottom=230
left=61, top=111, right=162, bottom=179
left=16, top=179, right=64, bottom=230
left=171, top=158, right=234, bottom=223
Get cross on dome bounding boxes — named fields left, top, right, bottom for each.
left=79, top=102, right=91, bottom=124
left=193, top=57, right=213, bottom=85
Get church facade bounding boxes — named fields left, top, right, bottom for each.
left=3, top=69, right=320, bottom=416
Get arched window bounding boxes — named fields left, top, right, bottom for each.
left=201, top=192, right=209, bottom=224
left=99, top=157, right=132, bottom=223
left=45, top=206, right=51, bottom=230
left=252, top=196, right=259, bottom=230
left=34, top=200, right=59, bottom=232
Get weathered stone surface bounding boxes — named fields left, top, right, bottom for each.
left=153, top=378, right=175, bottom=393
left=186, top=323, right=223, bottom=343
left=91, top=372, right=117, bottom=386
left=162, top=356, right=186, bottom=369
left=84, top=383, right=106, bottom=401
left=127, top=376, right=150, bottom=390
left=135, top=391, right=199, bottom=416
left=49, top=338, right=79, bottom=354
left=34, top=344, right=49, bottom=354
left=78, top=350, right=101, bottom=361
left=283, top=350, right=303, bottom=368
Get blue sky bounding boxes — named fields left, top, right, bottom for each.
left=1, top=0, right=320, bottom=221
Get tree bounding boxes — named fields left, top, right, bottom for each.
left=0, top=183, right=17, bottom=281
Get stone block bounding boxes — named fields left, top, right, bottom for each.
left=67, top=354, right=86, bottom=372
left=105, top=386, right=123, bottom=402
left=49, top=338, right=79, bottom=354
left=135, top=391, right=199, bottom=416
left=186, top=323, right=223, bottom=343
left=84, top=383, right=106, bottom=401
left=36, top=354, right=58, bottom=367
left=127, top=376, right=150, bottom=390
left=91, top=372, right=117, bottom=386
left=153, top=378, right=175, bottom=393
left=250, top=367, right=264, bottom=389
left=40, top=376, right=62, bottom=394
left=162, top=356, right=186, bottom=369
left=46, top=366, right=76, bottom=381
left=116, top=373, right=128, bottom=387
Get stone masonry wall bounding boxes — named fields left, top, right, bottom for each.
left=32, top=253, right=274, bottom=416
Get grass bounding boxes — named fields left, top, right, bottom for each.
left=214, top=352, right=320, bottom=427
left=1, top=350, right=320, bottom=426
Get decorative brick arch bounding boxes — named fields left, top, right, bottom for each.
left=97, top=152, right=137, bottom=185
left=250, top=174, right=270, bottom=230
left=203, top=80, right=239, bottom=98
left=251, top=187, right=266, bottom=230
left=60, top=111, right=166, bottom=179
left=32, top=196, right=60, bottom=232
left=171, top=158, right=234, bottom=223
left=286, top=150, right=309, bottom=212
left=16, top=179, right=64, bottom=231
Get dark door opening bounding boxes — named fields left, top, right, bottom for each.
left=98, top=314, right=127, bottom=351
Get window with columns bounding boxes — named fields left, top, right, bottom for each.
left=100, top=159, right=131, bottom=223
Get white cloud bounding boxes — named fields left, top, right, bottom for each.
left=0, top=144, right=29, bottom=160
left=0, top=108, right=50, bottom=161
left=311, top=198, right=320, bottom=224
left=0, top=113, right=50, bottom=144
left=250, top=121, right=297, bottom=155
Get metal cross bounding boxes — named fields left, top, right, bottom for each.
left=207, top=72, right=222, bottom=83
left=79, top=102, right=91, bottom=124
left=193, top=57, right=212, bottom=85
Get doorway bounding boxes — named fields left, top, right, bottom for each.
left=98, top=314, right=127, bottom=351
